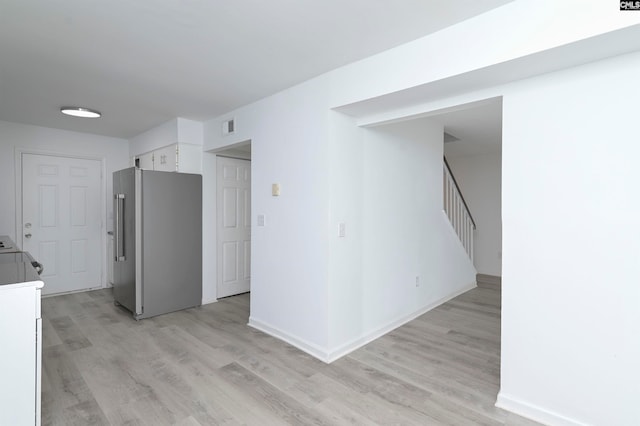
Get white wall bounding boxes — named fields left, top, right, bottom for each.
left=205, top=73, right=476, bottom=361
left=129, top=117, right=203, bottom=157
left=498, top=51, right=640, bottom=425
left=205, top=76, right=333, bottom=355
left=0, top=120, right=129, bottom=284
left=446, top=152, right=502, bottom=276
left=129, top=118, right=178, bottom=157
left=326, top=117, right=476, bottom=359
left=201, top=5, right=640, bottom=421
left=327, top=111, right=364, bottom=353
left=202, top=1, right=640, bottom=366
left=205, top=80, right=478, bottom=360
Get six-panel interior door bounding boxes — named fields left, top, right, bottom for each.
left=21, top=153, right=102, bottom=295
left=216, top=156, right=251, bottom=298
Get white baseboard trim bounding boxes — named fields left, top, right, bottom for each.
left=42, top=285, right=104, bottom=298
left=248, top=317, right=332, bottom=363
left=325, top=282, right=477, bottom=363
left=249, top=282, right=477, bottom=364
left=496, top=392, right=586, bottom=426
left=201, top=296, right=218, bottom=305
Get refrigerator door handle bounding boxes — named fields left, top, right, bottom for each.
left=114, top=194, right=118, bottom=262
left=115, top=194, right=126, bottom=262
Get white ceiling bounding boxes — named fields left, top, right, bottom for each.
left=0, top=0, right=513, bottom=139
left=438, top=99, right=503, bottom=158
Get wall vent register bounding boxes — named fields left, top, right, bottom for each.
left=222, top=118, right=235, bottom=135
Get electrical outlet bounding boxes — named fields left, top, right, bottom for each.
left=415, top=276, right=420, bottom=287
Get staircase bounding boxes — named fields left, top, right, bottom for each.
left=443, top=157, right=476, bottom=261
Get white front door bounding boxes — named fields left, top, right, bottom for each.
left=217, top=156, right=251, bottom=298
left=21, top=153, right=102, bottom=295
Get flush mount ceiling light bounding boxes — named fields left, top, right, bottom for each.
left=60, top=106, right=101, bottom=118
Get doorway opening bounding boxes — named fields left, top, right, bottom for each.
left=211, top=140, right=252, bottom=300
left=433, top=98, right=503, bottom=281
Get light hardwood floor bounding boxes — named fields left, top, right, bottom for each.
left=41, top=281, right=540, bottom=425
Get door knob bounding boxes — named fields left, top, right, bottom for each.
left=25, top=233, right=32, bottom=239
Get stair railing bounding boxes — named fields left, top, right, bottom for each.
left=443, top=157, right=476, bottom=261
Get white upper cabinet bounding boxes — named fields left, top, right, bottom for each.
left=134, top=143, right=201, bottom=174
left=153, top=144, right=178, bottom=172
left=138, top=151, right=155, bottom=170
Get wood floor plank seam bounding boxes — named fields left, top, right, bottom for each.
left=41, top=286, right=541, bottom=426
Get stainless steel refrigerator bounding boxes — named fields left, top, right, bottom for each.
left=113, top=167, right=202, bottom=319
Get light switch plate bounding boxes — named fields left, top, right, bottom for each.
left=272, top=183, right=280, bottom=196
left=257, top=214, right=266, bottom=227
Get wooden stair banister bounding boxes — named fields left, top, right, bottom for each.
left=443, top=156, right=475, bottom=261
